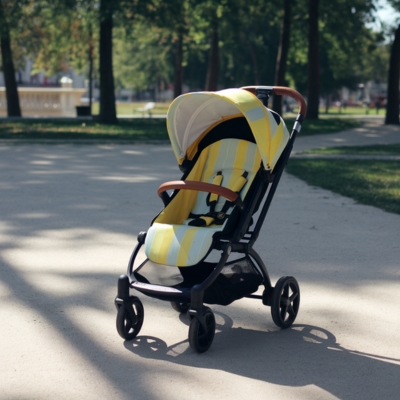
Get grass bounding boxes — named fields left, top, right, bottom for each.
left=303, top=144, right=400, bottom=155
left=287, top=157, right=400, bottom=214
left=0, top=119, right=169, bottom=141
left=319, top=106, right=386, bottom=116
left=91, top=101, right=170, bottom=116
left=0, top=116, right=360, bottom=141
left=286, top=117, right=360, bottom=136
left=92, top=102, right=385, bottom=117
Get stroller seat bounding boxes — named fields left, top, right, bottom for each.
left=145, top=137, right=262, bottom=266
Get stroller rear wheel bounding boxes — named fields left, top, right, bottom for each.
left=170, top=301, right=190, bottom=313
left=189, top=307, right=216, bottom=353
left=116, top=296, right=144, bottom=340
left=271, top=276, right=300, bottom=329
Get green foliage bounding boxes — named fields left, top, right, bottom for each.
left=1, top=0, right=392, bottom=108
left=0, top=0, right=44, bottom=71
left=287, top=0, right=384, bottom=95
left=113, top=23, right=173, bottom=91
left=31, top=1, right=98, bottom=76
left=388, top=0, right=400, bottom=12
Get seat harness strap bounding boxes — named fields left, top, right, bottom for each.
left=189, top=171, right=248, bottom=227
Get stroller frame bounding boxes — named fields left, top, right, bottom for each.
left=115, top=86, right=307, bottom=353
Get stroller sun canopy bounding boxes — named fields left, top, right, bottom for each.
left=166, top=88, right=290, bottom=170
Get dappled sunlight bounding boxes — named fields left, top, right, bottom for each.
left=0, top=290, right=126, bottom=399
left=93, top=175, right=158, bottom=183
left=18, top=179, right=48, bottom=185
left=16, top=212, right=55, bottom=219
left=122, top=149, right=146, bottom=155
left=2, top=228, right=135, bottom=273
left=67, top=305, right=121, bottom=347
left=124, top=321, right=400, bottom=398
left=1, top=143, right=400, bottom=399
left=30, top=160, right=54, bottom=165
left=28, top=272, right=91, bottom=297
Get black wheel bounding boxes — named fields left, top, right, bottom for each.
left=188, top=307, right=216, bottom=353
left=170, top=301, right=190, bottom=313
left=116, top=297, right=144, bottom=340
left=271, top=276, right=300, bottom=329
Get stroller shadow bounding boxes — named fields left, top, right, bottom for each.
left=124, top=311, right=400, bottom=400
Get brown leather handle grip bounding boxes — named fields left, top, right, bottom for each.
left=241, top=85, right=307, bottom=117
left=158, top=180, right=239, bottom=203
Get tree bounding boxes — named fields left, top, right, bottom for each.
left=0, top=0, right=22, bottom=117
left=189, top=0, right=224, bottom=91
left=98, top=0, right=117, bottom=123
left=113, top=24, right=173, bottom=97
left=385, top=23, right=400, bottom=124
left=189, top=0, right=256, bottom=91
left=142, top=0, right=188, bottom=98
left=273, top=0, right=294, bottom=115
left=306, top=0, right=320, bottom=119
left=385, top=0, right=400, bottom=124
left=174, top=30, right=184, bottom=98
left=205, top=18, right=219, bottom=91
left=286, top=0, right=378, bottom=117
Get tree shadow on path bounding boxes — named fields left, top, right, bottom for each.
left=125, top=311, right=400, bottom=400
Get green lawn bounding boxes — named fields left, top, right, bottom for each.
left=287, top=149, right=400, bottom=214
left=319, top=105, right=386, bottom=116
left=91, top=101, right=170, bottom=116
left=303, top=144, right=400, bottom=155
left=286, top=117, right=360, bottom=136
left=92, top=102, right=384, bottom=118
left=0, top=119, right=169, bottom=141
left=0, top=116, right=360, bottom=141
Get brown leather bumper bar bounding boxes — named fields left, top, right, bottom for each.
left=157, top=180, right=244, bottom=209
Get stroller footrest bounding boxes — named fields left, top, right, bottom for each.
left=132, top=281, right=191, bottom=302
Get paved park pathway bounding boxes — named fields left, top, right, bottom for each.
left=1, top=118, right=399, bottom=399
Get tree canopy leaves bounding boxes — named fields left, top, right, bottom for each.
left=0, top=0, right=396, bottom=121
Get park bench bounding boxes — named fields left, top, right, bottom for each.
left=135, top=102, right=156, bottom=117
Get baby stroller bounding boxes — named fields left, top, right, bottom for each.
left=115, top=86, right=307, bottom=353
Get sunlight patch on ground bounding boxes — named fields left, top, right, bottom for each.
left=93, top=175, right=158, bottom=183
left=2, top=228, right=136, bottom=273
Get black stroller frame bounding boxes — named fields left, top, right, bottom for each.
left=115, top=86, right=307, bottom=353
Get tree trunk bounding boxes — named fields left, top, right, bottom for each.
left=273, top=0, right=294, bottom=115
left=88, top=23, right=94, bottom=116
left=205, top=21, right=219, bottom=91
left=99, top=0, right=117, bottom=124
left=306, top=0, right=320, bottom=119
left=174, top=31, right=183, bottom=98
left=0, top=1, right=21, bottom=117
left=248, top=40, right=261, bottom=85
left=325, top=95, right=330, bottom=114
left=385, top=23, right=400, bottom=125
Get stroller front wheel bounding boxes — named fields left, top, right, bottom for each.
left=116, top=296, right=144, bottom=340
left=170, top=301, right=190, bottom=313
left=271, top=276, right=300, bottom=329
left=188, top=307, right=216, bottom=353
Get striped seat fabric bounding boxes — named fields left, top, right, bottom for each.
left=144, top=138, right=261, bottom=267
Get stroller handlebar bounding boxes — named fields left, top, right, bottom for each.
left=241, top=86, right=307, bottom=117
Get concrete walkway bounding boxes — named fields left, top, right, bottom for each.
left=293, top=117, right=400, bottom=152
left=1, top=119, right=399, bottom=399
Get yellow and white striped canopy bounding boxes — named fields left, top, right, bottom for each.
left=166, top=88, right=290, bottom=170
